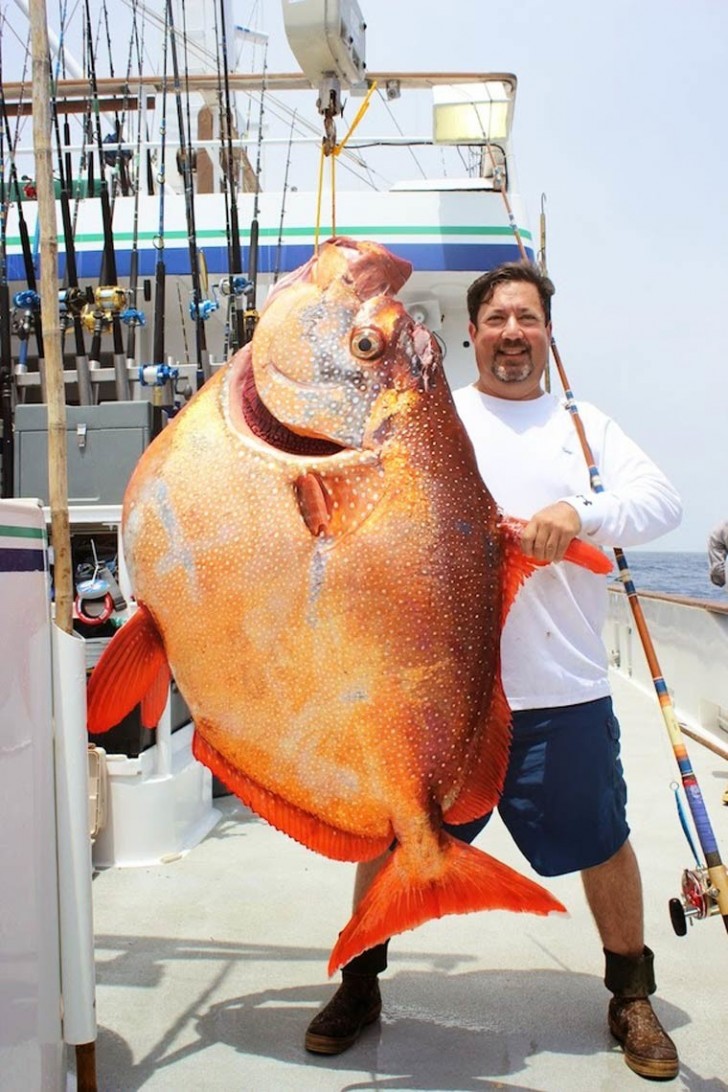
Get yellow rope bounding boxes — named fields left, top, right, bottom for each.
left=314, top=139, right=326, bottom=254
left=313, top=81, right=378, bottom=252
left=335, top=81, right=378, bottom=155
left=331, top=152, right=336, bottom=235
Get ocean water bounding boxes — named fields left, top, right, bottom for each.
left=608, top=550, right=726, bottom=603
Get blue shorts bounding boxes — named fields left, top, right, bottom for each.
left=444, top=696, right=630, bottom=876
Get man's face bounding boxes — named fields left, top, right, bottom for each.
left=468, top=281, right=552, bottom=401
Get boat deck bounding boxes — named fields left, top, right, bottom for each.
left=86, top=671, right=728, bottom=1091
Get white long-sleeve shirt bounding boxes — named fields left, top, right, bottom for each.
left=707, top=522, right=728, bottom=587
left=453, top=385, right=683, bottom=709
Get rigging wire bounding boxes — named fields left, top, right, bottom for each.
left=273, top=110, right=296, bottom=284
left=375, top=86, right=427, bottom=181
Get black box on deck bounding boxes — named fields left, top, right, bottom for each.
left=14, top=402, right=152, bottom=505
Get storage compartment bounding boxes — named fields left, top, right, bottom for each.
left=14, top=401, right=152, bottom=505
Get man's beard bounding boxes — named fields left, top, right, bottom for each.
left=492, top=351, right=533, bottom=383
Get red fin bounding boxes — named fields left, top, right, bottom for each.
left=87, top=604, right=170, bottom=732
left=328, top=834, right=566, bottom=974
left=193, top=732, right=392, bottom=863
left=562, top=535, right=613, bottom=574
left=294, top=472, right=332, bottom=535
left=140, top=664, right=173, bottom=729
left=500, top=516, right=612, bottom=626
left=443, top=674, right=511, bottom=824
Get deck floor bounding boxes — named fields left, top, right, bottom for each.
left=86, top=671, right=728, bottom=1091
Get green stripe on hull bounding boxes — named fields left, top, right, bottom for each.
left=6, top=224, right=533, bottom=248
left=0, top=524, right=46, bottom=541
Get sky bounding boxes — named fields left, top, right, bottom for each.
left=4, top=0, right=727, bottom=551
left=253, top=0, right=727, bottom=553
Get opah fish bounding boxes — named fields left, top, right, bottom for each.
left=87, top=237, right=611, bottom=972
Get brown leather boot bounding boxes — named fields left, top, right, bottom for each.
left=304, top=974, right=382, bottom=1055
left=605, top=946, right=679, bottom=1080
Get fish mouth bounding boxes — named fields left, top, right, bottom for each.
left=239, top=359, right=348, bottom=457
left=266, top=359, right=367, bottom=395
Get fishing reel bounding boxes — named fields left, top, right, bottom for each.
left=176, top=147, right=197, bottom=176
left=119, top=306, right=146, bottom=330
left=218, top=275, right=253, bottom=300
left=189, top=294, right=219, bottom=322
left=669, top=867, right=723, bottom=935
left=59, top=286, right=94, bottom=326
left=81, top=285, right=128, bottom=335
left=103, top=132, right=133, bottom=169
left=11, top=289, right=41, bottom=340
left=138, top=363, right=179, bottom=388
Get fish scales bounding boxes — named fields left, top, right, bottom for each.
left=88, top=236, right=612, bottom=972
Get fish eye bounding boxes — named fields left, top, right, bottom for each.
left=350, top=326, right=385, bottom=360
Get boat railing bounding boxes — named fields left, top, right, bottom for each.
left=606, top=584, right=728, bottom=760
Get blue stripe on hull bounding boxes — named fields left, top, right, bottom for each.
left=0, top=547, right=46, bottom=572
left=6, top=241, right=534, bottom=284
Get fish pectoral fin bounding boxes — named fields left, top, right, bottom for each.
left=294, top=471, right=333, bottom=536
left=500, top=515, right=613, bottom=625
left=87, top=603, right=171, bottom=732
left=328, top=835, right=567, bottom=975
left=192, top=731, right=392, bottom=863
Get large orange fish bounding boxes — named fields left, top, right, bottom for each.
left=88, top=237, right=611, bottom=972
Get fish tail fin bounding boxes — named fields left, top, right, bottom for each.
left=87, top=604, right=171, bottom=732
left=327, top=833, right=566, bottom=975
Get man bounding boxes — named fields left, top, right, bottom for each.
left=304, top=262, right=683, bottom=1080
left=708, top=520, right=728, bottom=589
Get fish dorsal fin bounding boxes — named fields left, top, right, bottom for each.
left=87, top=604, right=170, bottom=732
left=500, top=515, right=612, bottom=626
left=294, top=461, right=385, bottom=539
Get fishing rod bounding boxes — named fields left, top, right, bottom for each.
left=140, top=0, right=176, bottom=439
left=500, top=169, right=728, bottom=937
left=243, top=41, right=268, bottom=347
left=551, top=336, right=728, bottom=936
left=82, top=0, right=128, bottom=399
left=120, top=3, right=147, bottom=367
left=216, top=0, right=249, bottom=353
left=537, top=193, right=550, bottom=392
left=165, top=0, right=209, bottom=387
left=210, top=1, right=234, bottom=360
left=100, top=0, right=131, bottom=197
left=50, top=1, right=93, bottom=406
left=0, top=47, right=46, bottom=392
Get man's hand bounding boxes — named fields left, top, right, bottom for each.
left=520, top=501, right=582, bottom=563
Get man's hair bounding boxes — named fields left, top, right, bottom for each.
left=467, top=261, right=555, bottom=325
